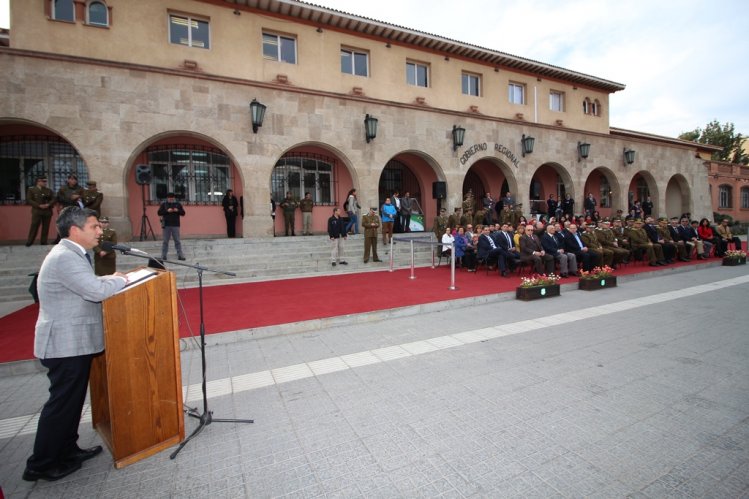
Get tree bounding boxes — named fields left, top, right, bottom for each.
left=679, top=120, right=748, bottom=164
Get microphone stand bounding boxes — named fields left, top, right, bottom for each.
left=112, top=248, right=254, bottom=460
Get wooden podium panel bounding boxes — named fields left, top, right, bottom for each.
left=90, top=269, right=185, bottom=468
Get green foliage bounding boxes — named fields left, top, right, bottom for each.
left=679, top=120, right=748, bottom=164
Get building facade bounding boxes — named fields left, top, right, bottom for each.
left=0, top=0, right=719, bottom=242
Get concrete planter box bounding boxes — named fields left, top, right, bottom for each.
left=579, top=276, right=617, bottom=291
left=722, top=257, right=746, bottom=266
left=516, top=284, right=560, bottom=301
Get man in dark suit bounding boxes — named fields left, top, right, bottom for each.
left=494, top=223, right=521, bottom=271
left=541, top=224, right=576, bottom=277
left=519, top=224, right=555, bottom=274
left=23, top=207, right=128, bottom=482
left=564, top=223, right=599, bottom=272
left=643, top=216, right=674, bottom=263
left=477, top=226, right=509, bottom=276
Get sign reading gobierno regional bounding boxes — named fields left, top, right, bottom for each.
left=459, top=142, right=520, bottom=169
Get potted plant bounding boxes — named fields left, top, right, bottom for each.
left=578, top=265, right=617, bottom=290
left=516, top=273, right=561, bottom=301
left=722, top=250, right=747, bottom=266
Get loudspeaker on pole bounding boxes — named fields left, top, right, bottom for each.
left=135, top=164, right=152, bottom=185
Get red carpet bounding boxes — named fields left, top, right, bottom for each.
left=0, top=256, right=734, bottom=364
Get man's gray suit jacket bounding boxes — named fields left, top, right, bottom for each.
left=34, top=239, right=126, bottom=359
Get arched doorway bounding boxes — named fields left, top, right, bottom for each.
left=627, top=171, right=658, bottom=218
left=583, top=167, right=620, bottom=218
left=528, top=163, right=573, bottom=217
left=461, top=157, right=514, bottom=221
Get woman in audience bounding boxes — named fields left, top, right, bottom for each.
left=441, top=226, right=454, bottom=257
left=697, top=218, right=720, bottom=257
left=454, top=226, right=476, bottom=271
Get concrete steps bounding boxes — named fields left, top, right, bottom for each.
left=0, top=234, right=438, bottom=302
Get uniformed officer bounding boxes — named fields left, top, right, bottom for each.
left=82, top=180, right=103, bottom=216
left=510, top=203, right=524, bottom=227
left=57, top=174, right=84, bottom=209
left=93, top=216, right=117, bottom=276
left=447, top=207, right=461, bottom=230
left=299, top=192, right=314, bottom=235
left=280, top=191, right=298, bottom=236
left=629, top=219, right=665, bottom=266
left=472, top=207, right=485, bottom=227
left=656, top=217, right=687, bottom=261
left=433, top=208, right=448, bottom=244
left=362, top=207, right=382, bottom=263
left=25, top=176, right=56, bottom=246
left=597, top=219, right=630, bottom=267
left=462, top=190, right=475, bottom=215
left=581, top=222, right=614, bottom=267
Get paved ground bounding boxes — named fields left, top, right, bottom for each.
left=1, top=265, right=748, bottom=498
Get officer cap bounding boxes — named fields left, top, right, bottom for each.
left=36, top=176, right=47, bottom=181
left=99, top=216, right=109, bottom=223
left=87, top=180, right=97, bottom=186
left=634, top=218, right=643, bottom=223
left=440, top=208, right=446, bottom=212
left=370, top=207, right=377, bottom=211
left=166, top=192, right=176, bottom=197
left=600, top=219, right=611, bottom=224
left=658, top=217, right=668, bottom=222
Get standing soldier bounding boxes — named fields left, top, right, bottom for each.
left=280, top=191, right=298, bottom=236
left=94, top=216, right=117, bottom=276
left=53, top=175, right=84, bottom=244
left=447, top=208, right=461, bottom=230
left=82, top=180, right=103, bottom=216
left=462, top=190, right=475, bottom=216
left=362, top=207, right=382, bottom=263
left=433, top=208, right=448, bottom=244
left=25, top=176, right=56, bottom=246
left=298, top=192, right=314, bottom=236
left=499, top=204, right=512, bottom=226
left=511, top=203, right=524, bottom=228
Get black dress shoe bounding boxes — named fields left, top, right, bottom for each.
left=23, top=460, right=82, bottom=482
left=68, top=445, right=103, bottom=462
left=339, top=261, right=348, bottom=265
left=178, top=256, right=186, bottom=261
left=373, top=259, right=383, bottom=262
left=649, top=262, right=658, bottom=267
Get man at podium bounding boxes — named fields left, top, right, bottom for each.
left=23, top=206, right=128, bottom=482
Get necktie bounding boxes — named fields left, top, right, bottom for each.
left=486, top=235, right=496, bottom=249
left=575, top=234, right=584, bottom=249
left=85, top=252, right=92, bottom=267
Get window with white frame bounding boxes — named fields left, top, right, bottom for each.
left=599, top=176, right=611, bottom=208
left=550, top=91, right=564, bottom=112
left=508, top=82, right=525, bottom=105
left=593, top=99, right=601, bottom=116
left=340, top=48, right=368, bottom=77
left=741, top=187, right=749, bottom=209
left=263, top=32, right=297, bottom=64
left=462, top=72, right=481, bottom=96
left=406, top=61, right=429, bottom=87
left=87, top=1, right=108, bottom=26
left=169, top=14, right=210, bottom=49
left=271, top=154, right=336, bottom=205
left=147, top=146, right=231, bottom=204
left=52, top=0, right=75, bottom=21
left=719, top=185, right=732, bottom=209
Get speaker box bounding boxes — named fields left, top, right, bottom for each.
left=135, top=164, right=152, bottom=185
left=432, top=181, right=446, bottom=199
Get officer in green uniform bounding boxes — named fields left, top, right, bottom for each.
left=53, top=174, right=84, bottom=244
left=499, top=204, right=512, bottom=226
left=93, top=216, right=118, bottom=276
left=433, top=208, right=448, bottom=243
left=596, top=219, right=630, bottom=267
left=472, top=207, right=485, bottom=227
left=25, top=176, right=56, bottom=246
left=82, top=180, right=103, bottom=216
left=280, top=191, right=298, bottom=236
left=629, top=219, right=665, bottom=266
left=447, top=208, right=461, bottom=230
left=657, top=217, right=689, bottom=261
left=581, top=222, right=614, bottom=267
left=299, top=192, right=314, bottom=235
left=362, top=207, right=382, bottom=263
left=462, top=190, right=475, bottom=215
left=511, top=203, right=524, bottom=227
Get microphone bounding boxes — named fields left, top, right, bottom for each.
left=102, top=242, right=149, bottom=255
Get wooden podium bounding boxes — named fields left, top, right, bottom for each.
left=90, top=269, right=185, bottom=468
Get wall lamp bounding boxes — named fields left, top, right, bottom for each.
left=578, top=141, right=591, bottom=162
left=521, top=134, right=535, bottom=157
left=452, top=125, right=465, bottom=151
left=623, top=147, right=636, bottom=165
left=364, top=114, right=378, bottom=143
left=249, top=98, right=267, bottom=133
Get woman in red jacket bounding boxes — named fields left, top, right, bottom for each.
left=697, top=218, right=718, bottom=257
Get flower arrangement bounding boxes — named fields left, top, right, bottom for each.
left=724, top=249, right=747, bottom=260
left=578, top=265, right=614, bottom=280
left=519, top=273, right=561, bottom=288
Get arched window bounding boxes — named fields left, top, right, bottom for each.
left=87, top=1, right=108, bottom=26
left=718, top=185, right=732, bottom=208
left=582, top=98, right=591, bottom=114
left=593, top=99, right=602, bottom=117
left=51, top=0, right=75, bottom=21
left=271, top=154, right=336, bottom=205
left=599, top=176, right=611, bottom=208
left=636, top=177, right=649, bottom=204
left=147, top=145, right=231, bottom=204
left=741, top=187, right=749, bottom=209
left=0, top=136, right=88, bottom=203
